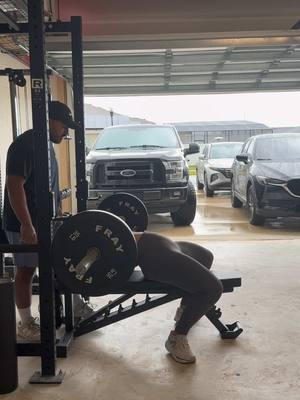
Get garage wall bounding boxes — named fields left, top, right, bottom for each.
left=0, top=53, right=31, bottom=210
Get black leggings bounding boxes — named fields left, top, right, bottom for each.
left=137, top=232, right=223, bottom=335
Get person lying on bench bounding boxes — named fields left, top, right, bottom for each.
left=133, top=231, right=223, bottom=364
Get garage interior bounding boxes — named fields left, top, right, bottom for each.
left=0, top=1, right=300, bottom=399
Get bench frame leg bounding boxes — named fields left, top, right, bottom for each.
left=205, top=306, right=243, bottom=339
left=75, top=293, right=180, bottom=337
left=74, top=295, right=243, bottom=339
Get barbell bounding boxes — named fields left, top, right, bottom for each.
left=52, top=210, right=137, bottom=296
left=52, top=193, right=149, bottom=295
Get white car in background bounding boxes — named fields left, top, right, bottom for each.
left=196, top=142, right=243, bottom=196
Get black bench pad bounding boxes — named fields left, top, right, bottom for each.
left=94, top=269, right=241, bottom=295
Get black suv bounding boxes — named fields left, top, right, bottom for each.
left=231, top=132, right=300, bottom=225
left=86, top=124, right=199, bottom=226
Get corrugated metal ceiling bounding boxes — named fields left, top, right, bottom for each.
left=1, top=0, right=300, bottom=96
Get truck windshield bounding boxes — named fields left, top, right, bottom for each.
left=255, top=136, right=300, bottom=161
left=209, top=143, right=243, bottom=159
left=94, top=126, right=180, bottom=150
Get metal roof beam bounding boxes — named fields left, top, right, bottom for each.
left=84, top=70, right=300, bottom=86
left=54, top=61, right=300, bottom=76
left=84, top=81, right=300, bottom=96
left=45, top=30, right=300, bottom=51
left=48, top=49, right=300, bottom=69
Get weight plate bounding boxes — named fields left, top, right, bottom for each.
left=52, top=210, right=137, bottom=296
left=98, top=193, right=148, bottom=232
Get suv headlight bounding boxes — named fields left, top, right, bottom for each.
left=256, top=176, right=286, bottom=186
left=162, top=160, right=185, bottom=182
left=207, top=165, right=222, bottom=172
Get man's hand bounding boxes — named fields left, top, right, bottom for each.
left=20, top=223, right=37, bottom=244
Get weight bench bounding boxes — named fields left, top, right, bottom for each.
left=74, top=269, right=243, bottom=339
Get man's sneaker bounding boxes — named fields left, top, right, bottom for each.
left=174, top=305, right=185, bottom=323
left=17, top=317, right=40, bottom=341
left=74, top=299, right=96, bottom=319
left=165, top=331, right=196, bottom=364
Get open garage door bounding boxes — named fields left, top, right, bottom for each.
left=1, top=0, right=300, bottom=96
left=47, top=43, right=300, bottom=96
left=47, top=0, right=300, bottom=96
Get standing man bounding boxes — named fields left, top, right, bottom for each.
left=2, top=101, right=93, bottom=340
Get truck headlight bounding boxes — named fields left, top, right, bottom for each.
left=163, top=160, right=185, bottom=182
left=86, top=162, right=93, bottom=175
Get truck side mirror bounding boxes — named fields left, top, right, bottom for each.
left=236, top=154, right=249, bottom=164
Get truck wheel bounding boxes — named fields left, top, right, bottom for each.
left=171, top=181, right=197, bottom=226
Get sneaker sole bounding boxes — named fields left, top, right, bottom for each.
left=165, top=341, right=196, bottom=364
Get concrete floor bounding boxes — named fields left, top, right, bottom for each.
left=4, top=190, right=300, bottom=400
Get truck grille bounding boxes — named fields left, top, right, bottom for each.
left=95, top=160, right=164, bottom=188
left=287, top=179, right=300, bottom=197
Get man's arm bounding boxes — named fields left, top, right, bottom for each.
left=6, top=175, right=37, bottom=244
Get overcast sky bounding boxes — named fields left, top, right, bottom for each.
left=85, top=91, right=300, bottom=127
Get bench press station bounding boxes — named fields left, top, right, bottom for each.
left=53, top=193, right=243, bottom=341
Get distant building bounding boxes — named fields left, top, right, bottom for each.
left=84, top=104, right=300, bottom=152
left=172, top=121, right=273, bottom=144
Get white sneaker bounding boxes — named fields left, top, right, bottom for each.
left=74, top=299, right=96, bottom=319
left=165, top=331, right=196, bottom=364
left=17, top=317, right=40, bottom=341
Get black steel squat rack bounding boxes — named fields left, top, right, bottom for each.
left=0, top=0, right=86, bottom=383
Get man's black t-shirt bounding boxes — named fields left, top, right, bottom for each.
left=2, top=130, right=61, bottom=232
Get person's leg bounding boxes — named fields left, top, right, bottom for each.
left=175, top=241, right=214, bottom=269
left=174, top=241, right=214, bottom=321
left=6, top=231, right=40, bottom=340
left=137, top=232, right=223, bottom=363
left=164, top=251, right=222, bottom=363
left=15, top=266, right=35, bottom=312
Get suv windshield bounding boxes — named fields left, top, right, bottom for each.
left=209, top=143, right=242, bottom=159
left=94, top=126, right=180, bottom=150
left=255, top=136, right=300, bottom=161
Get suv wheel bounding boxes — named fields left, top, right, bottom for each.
left=231, top=182, right=243, bottom=208
left=204, top=174, right=214, bottom=197
left=247, top=185, right=265, bottom=226
left=171, top=181, right=197, bottom=226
